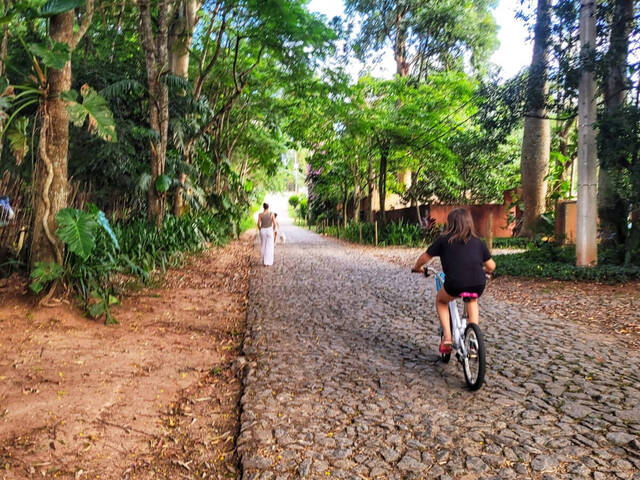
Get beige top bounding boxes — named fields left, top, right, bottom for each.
left=259, top=212, right=273, bottom=228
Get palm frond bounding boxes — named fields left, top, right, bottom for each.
left=100, top=79, right=145, bottom=99
left=131, top=126, right=160, bottom=142
left=136, top=173, right=152, bottom=193
left=163, top=74, right=192, bottom=93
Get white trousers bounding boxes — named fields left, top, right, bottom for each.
left=260, top=226, right=274, bottom=266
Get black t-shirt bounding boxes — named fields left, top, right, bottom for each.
left=426, top=234, right=491, bottom=287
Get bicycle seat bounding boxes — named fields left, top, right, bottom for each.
left=459, top=292, right=478, bottom=302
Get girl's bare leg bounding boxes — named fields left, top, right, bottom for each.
left=436, top=287, right=456, bottom=343
left=466, top=299, right=479, bottom=325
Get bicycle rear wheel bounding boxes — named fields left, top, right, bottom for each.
left=462, top=323, right=486, bottom=390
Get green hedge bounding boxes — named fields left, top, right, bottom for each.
left=490, top=237, right=531, bottom=249
left=315, top=220, right=439, bottom=247
left=494, top=245, right=640, bottom=283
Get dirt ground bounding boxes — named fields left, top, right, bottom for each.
left=0, top=235, right=253, bottom=480
left=487, top=276, right=640, bottom=349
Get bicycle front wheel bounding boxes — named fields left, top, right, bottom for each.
left=462, top=323, right=486, bottom=390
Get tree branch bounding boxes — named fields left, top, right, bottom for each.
left=70, top=0, right=95, bottom=50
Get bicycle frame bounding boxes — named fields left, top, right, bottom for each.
left=431, top=269, right=468, bottom=358
left=424, top=266, right=486, bottom=390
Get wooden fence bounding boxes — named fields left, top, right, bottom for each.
left=0, top=171, right=92, bottom=262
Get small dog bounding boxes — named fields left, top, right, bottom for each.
left=278, top=232, right=286, bottom=244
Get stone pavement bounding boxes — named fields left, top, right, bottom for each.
left=237, top=223, right=640, bottom=480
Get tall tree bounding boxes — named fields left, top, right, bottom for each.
left=576, top=0, right=598, bottom=266
left=170, top=0, right=201, bottom=216
left=137, top=0, right=175, bottom=227
left=520, top=0, right=552, bottom=237
left=345, top=0, right=497, bottom=77
left=598, top=0, right=634, bottom=247
left=30, top=1, right=95, bottom=267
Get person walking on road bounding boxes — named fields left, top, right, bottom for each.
left=258, top=203, right=276, bottom=266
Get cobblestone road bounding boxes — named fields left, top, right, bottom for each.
left=238, top=222, right=640, bottom=480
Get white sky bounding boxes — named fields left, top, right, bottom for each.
left=308, top=0, right=533, bottom=81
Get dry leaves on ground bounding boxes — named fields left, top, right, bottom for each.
left=488, top=276, right=640, bottom=349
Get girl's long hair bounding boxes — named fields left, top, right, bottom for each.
left=443, top=208, right=477, bottom=244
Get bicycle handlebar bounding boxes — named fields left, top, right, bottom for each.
left=424, top=266, right=439, bottom=277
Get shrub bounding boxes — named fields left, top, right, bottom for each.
left=30, top=207, right=241, bottom=323
left=491, top=237, right=531, bottom=249
left=288, top=195, right=300, bottom=209
left=315, top=219, right=437, bottom=247
left=380, top=220, right=423, bottom=246
left=297, top=196, right=308, bottom=220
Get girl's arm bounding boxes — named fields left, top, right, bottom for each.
left=483, top=258, right=496, bottom=273
left=257, top=216, right=262, bottom=229
left=412, top=252, right=432, bottom=272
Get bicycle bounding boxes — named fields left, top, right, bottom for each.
left=424, top=266, right=486, bottom=390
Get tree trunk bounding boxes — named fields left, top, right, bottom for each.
left=30, top=2, right=94, bottom=268
left=0, top=0, right=8, bottom=163
left=576, top=0, right=598, bottom=266
left=598, top=0, right=633, bottom=247
left=520, top=0, right=552, bottom=237
left=352, top=178, right=360, bottom=222
left=138, top=0, right=172, bottom=228
left=171, top=0, right=200, bottom=216
left=343, top=187, right=348, bottom=229
left=378, top=146, right=388, bottom=224
left=394, top=10, right=409, bottom=77
left=367, top=156, right=374, bottom=222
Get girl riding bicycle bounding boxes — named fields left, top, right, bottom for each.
left=412, top=208, right=496, bottom=354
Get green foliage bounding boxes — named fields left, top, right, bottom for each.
left=64, top=85, right=117, bottom=142
left=491, top=237, right=531, bottom=249
left=55, top=208, right=99, bottom=260
left=27, top=41, right=70, bottom=70
left=29, top=261, right=64, bottom=294
left=29, top=205, right=241, bottom=323
left=316, top=219, right=439, bottom=247
left=5, top=116, right=29, bottom=164
left=154, top=174, right=172, bottom=194
left=39, top=0, right=85, bottom=17
left=288, top=195, right=300, bottom=209
left=297, top=196, right=308, bottom=219
left=345, top=0, right=498, bottom=75
left=380, top=220, right=424, bottom=247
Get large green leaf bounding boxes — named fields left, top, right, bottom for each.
left=96, top=210, right=119, bottom=249
left=64, top=84, right=117, bottom=142
left=155, top=174, right=172, bottom=194
left=29, top=261, right=64, bottom=294
left=6, top=117, right=29, bottom=165
left=27, top=41, right=70, bottom=70
left=39, top=0, right=84, bottom=17
left=55, top=208, right=98, bottom=260
left=86, top=203, right=119, bottom=249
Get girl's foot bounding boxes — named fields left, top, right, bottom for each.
left=439, top=340, right=452, bottom=354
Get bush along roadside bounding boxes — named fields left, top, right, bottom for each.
left=311, top=219, right=441, bottom=247
left=494, top=243, right=640, bottom=283
left=30, top=205, right=250, bottom=324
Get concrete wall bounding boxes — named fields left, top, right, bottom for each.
left=354, top=190, right=517, bottom=239
left=429, top=204, right=515, bottom=239
left=555, top=200, right=577, bottom=244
